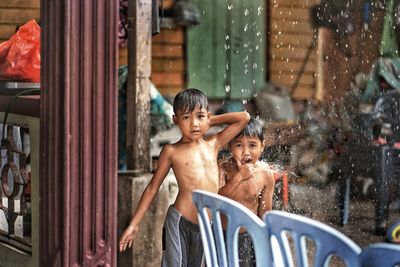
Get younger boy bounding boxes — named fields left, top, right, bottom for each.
left=119, top=88, right=250, bottom=267
left=218, top=118, right=275, bottom=267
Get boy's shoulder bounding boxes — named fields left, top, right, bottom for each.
left=255, top=161, right=276, bottom=179
left=159, top=142, right=177, bottom=157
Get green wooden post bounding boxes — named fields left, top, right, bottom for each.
left=187, top=0, right=266, bottom=100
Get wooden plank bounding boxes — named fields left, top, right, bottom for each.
left=271, top=73, right=315, bottom=86
left=270, top=41, right=315, bottom=51
left=267, top=77, right=315, bottom=99
left=152, top=59, right=185, bottom=72
left=270, top=19, right=314, bottom=34
left=267, top=0, right=318, bottom=101
left=0, top=24, right=18, bottom=41
left=0, top=95, right=40, bottom=117
left=270, top=76, right=314, bottom=89
left=152, top=44, right=184, bottom=58
left=269, top=60, right=316, bottom=73
left=152, top=29, right=184, bottom=44
left=269, top=29, right=314, bottom=38
left=269, top=33, right=314, bottom=48
left=271, top=47, right=317, bottom=61
left=269, top=0, right=319, bottom=8
left=0, top=0, right=40, bottom=8
left=291, top=86, right=315, bottom=99
left=151, top=72, right=184, bottom=86
left=270, top=7, right=311, bottom=21
left=0, top=9, right=40, bottom=24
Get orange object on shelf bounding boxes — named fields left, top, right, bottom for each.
left=0, top=20, right=41, bottom=82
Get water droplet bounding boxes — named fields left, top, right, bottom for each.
left=258, top=7, right=262, bottom=16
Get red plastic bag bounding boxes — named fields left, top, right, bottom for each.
left=0, top=20, right=41, bottom=82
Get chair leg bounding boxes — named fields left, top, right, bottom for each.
left=338, top=176, right=351, bottom=226
left=374, top=146, right=392, bottom=235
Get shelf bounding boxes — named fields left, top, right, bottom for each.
left=0, top=81, right=40, bottom=117
left=0, top=81, right=40, bottom=96
left=0, top=95, right=40, bottom=117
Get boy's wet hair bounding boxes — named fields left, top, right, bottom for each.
left=235, top=118, right=264, bottom=141
left=173, top=88, right=208, bottom=114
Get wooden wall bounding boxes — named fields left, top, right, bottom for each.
left=151, top=27, right=185, bottom=98
left=0, top=0, right=40, bottom=43
left=118, top=0, right=186, bottom=99
left=268, top=0, right=387, bottom=102
left=321, top=9, right=385, bottom=102
left=2, top=0, right=385, bottom=103
left=268, top=0, right=320, bottom=100
left=151, top=0, right=185, bottom=98
left=1, top=0, right=184, bottom=99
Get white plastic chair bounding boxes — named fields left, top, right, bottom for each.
left=264, top=210, right=362, bottom=267
left=192, top=189, right=273, bottom=267
left=360, top=243, right=400, bottom=267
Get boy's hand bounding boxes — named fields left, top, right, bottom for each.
left=119, top=224, right=139, bottom=252
left=234, top=157, right=254, bottom=181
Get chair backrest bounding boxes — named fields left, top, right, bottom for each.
left=360, top=243, right=400, bottom=267
left=264, top=210, right=362, bottom=267
left=192, top=190, right=273, bottom=267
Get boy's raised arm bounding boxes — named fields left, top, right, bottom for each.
left=257, top=169, right=275, bottom=218
left=119, top=145, right=173, bottom=252
left=209, top=111, right=250, bottom=148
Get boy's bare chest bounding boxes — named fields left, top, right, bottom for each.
left=173, top=146, right=217, bottom=167
left=171, top=145, right=219, bottom=191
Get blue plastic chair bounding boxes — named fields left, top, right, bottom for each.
left=360, top=243, right=400, bottom=267
left=264, top=210, right=362, bottom=267
left=192, top=189, right=273, bottom=267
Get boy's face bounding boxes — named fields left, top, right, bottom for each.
left=173, top=106, right=210, bottom=141
left=229, top=135, right=265, bottom=165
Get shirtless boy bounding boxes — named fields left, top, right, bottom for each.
left=218, top=118, right=275, bottom=267
left=119, top=88, right=250, bottom=267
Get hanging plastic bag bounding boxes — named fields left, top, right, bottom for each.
left=0, top=20, right=41, bottom=82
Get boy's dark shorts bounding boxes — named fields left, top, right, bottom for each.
left=161, top=206, right=204, bottom=267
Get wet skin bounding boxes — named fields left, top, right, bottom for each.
left=219, top=135, right=275, bottom=217
left=119, top=106, right=250, bottom=252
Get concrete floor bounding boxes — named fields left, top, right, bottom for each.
left=285, top=181, right=400, bottom=248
